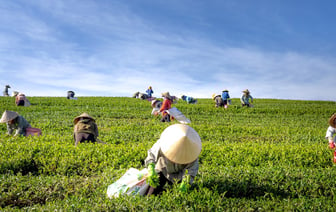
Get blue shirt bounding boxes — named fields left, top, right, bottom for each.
left=146, top=89, right=153, bottom=97
left=221, top=91, right=230, bottom=100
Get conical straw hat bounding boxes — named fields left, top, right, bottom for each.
left=212, top=93, right=217, bottom=100
left=329, top=114, right=336, bottom=128
left=242, top=89, right=250, bottom=94
left=212, top=94, right=221, bottom=100
left=0, top=110, right=19, bottom=123
left=73, top=113, right=95, bottom=124
left=159, top=124, right=202, bottom=164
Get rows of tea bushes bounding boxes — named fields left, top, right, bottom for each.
left=0, top=96, right=336, bottom=210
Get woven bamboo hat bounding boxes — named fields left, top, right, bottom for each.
left=329, top=114, right=336, bottom=128
left=242, top=89, right=250, bottom=94
left=0, top=110, right=19, bottom=123
left=73, top=113, right=95, bottom=124
left=159, top=124, right=202, bottom=164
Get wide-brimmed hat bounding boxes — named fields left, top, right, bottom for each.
left=242, top=89, right=250, bottom=94
left=73, top=113, right=95, bottom=124
left=161, top=92, right=172, bottom=99
left=212, top=93, right=220, bottom=100
left=12, top=91, right=19, bottom=96
left=151, top=99, right=161, bottom=108
left=222, top=89, right=228, bottom=92
left=159, top=124, right=202, bottom=164
left=329, top=114, right=336, bottom=128
left=5, top=85, right=10, bottom=88
left=0, top=110, right=19, bottom=123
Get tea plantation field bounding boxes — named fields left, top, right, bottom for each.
left=0, top=96, right=335, bottom=211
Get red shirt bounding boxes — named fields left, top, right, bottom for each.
left=160, top=98, right=172, bottom=115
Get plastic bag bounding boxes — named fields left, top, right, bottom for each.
left=26, top=127, right=42, bottom=136
left=167, top=107, right=191, bottom=124
left=107, top=168, right=149, bottom=198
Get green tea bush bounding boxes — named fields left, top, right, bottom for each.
left=0, top=96, right=335, bottom=210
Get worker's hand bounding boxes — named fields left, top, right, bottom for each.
left=329, top=141, right=335, bottom=149
left=179, top=174, right=190, bottom=193
left=179, top=181, right=188, bottom=192
left=147, top=163, right=159, bottom=188
left=154, top=111, right=159, bottom=116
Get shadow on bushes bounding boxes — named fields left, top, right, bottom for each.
left=199, top=178, right=290, bottom=199
left=1, top=159, right=39, bottom=176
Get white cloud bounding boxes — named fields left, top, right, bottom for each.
left=0, top=1, right=335, bottom=101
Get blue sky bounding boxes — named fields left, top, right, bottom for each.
left=0, top=0, right=335, bottom=100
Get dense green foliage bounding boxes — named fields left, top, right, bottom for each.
left=0, top=96, right=335, bottom=211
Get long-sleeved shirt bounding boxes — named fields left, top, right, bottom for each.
left=183, top=96, right=196, bottom=104
left=74, top=118, right=99, bottom=139
left=146, top=89, right=153, bottom=98
left=160, top=98, right=172, bottom=116
left=145, top=139, right=199, bottom=184
left=221, top=91, right=230, bottom=100
left=241, top=94, right=253, bottom=104
left=214, top=95, right=224, bottom=107
left=326, top=126, right=336, bottom=142
left=15, top=94, right=31, bottom=106
left=7, top=116, right=31, bottom=136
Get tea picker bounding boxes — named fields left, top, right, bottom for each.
left=3, top=85, right=10, bottom=96
left=159, top=92, right=173, bottom=122
left=132, top=91, right=149, bottom=100
left=15, top=92, right=31, bottom=106
left=221, top=89, right=231, bottom=109
left=181, top=95, right=197, bottom=104
left=67, top=91, right=77, bottom=100
left=151, top=99, right=162, bottom=116
left=73, top=113, right=99, bottom=146
left=145, top=124, right=202, bottom=195
left=0, top=110, right=41, bottom=136
left=212, top=93, right=224, bottom=108
left=241, top=89, right=253, bottom=107
left=146, top=86, right=154, bottom=99
left=326, top=114, right=336, bottom=163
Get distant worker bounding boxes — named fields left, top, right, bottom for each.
left=67, top=91, right=77, bottom=100
left=146, top=86, right=154, bottom=98
left=212, top=94, right=224, bottom=108
left=151, top=99, right=162, bottom=116
left=221, top=89, right=231, bottom=109
left=145, top=124, right=202, bottom=195
left=73, top=113, right=99, bottom=146
left=326, top=114, right=336, bottom=163
left=181, top=95, right=197, bottom=104
left=160, top=92, right=173, bottom=122
left=241, top=89, right=253, bottom=107
left=3, top=85, right=10, bottom=96
left=0, top=110, right=31, bottom=136
left=132, top=91, right=149, bottom=100
left=15, top=93, right=31, bottom=107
